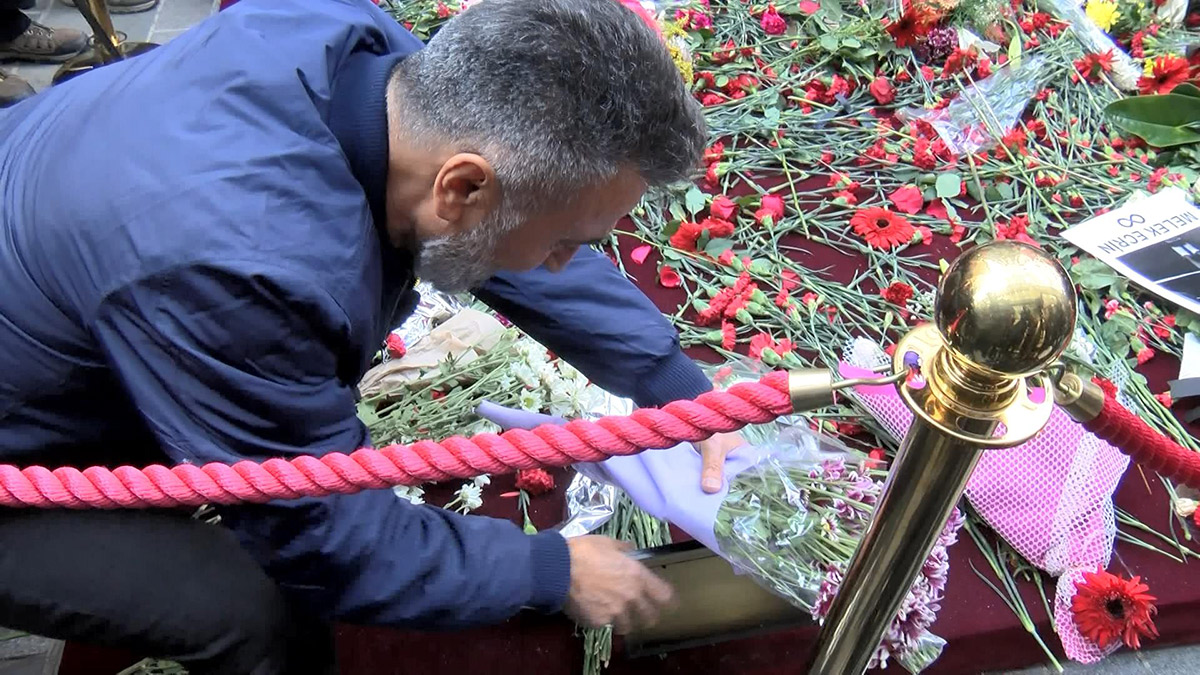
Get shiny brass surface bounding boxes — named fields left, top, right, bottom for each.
left=808, top=422, right=988, bottom=675
left=1052, top=371, right=1105, bottom=423
left=896, top=324, right=1054, bottom=447
left=51, top=0, right=159, bottom=85
left=788, top=369, right=835, bottom=412
left=936, top=241, right=1077, bottom=378
left=808, top=241, right=1077, bottom=675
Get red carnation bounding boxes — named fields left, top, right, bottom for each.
left=515, top=468, right=556, bottom=496
left=710, top=195, right=738, bottom=221
left=385, top=334, right=407, bottom=359
left=760, top=4, right=788, bottom=36
left=869, top=76, right=895, bottom=105
left=881, top=282, right=914, bottom=306
left=754, top=194, right=786, bottom=225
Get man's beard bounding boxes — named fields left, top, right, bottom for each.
left=414, top=208, right=519, bottom=293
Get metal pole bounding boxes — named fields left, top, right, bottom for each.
left=806, top=241, right=1078, bottom=674
left=807, top=421, right=989, bottom=674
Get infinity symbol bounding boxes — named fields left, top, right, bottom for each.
left=1117, top=214, right=1145, bottom=228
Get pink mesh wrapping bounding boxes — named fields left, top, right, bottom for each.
left=839, top=347, right=1129, bottom=664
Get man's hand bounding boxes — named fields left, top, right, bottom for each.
left=696, top=431, right=746, bottom=493
left=563, top=535, right=674, bottom=634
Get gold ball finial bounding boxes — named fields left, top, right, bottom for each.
left=934, top=241, right=1077, bottom=378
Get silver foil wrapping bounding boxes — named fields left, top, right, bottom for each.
left=382, top=282, right=469, bottom=361
left=554, top=389, right=635, bottom=537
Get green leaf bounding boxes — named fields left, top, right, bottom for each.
left=1104, top=94, right=1200, bottom=148
left=1007, top=33, right=1022, bottom=70
left=1072, top=258, right=1118, bottom=290
left=996, top=182, right=1015, bottom=200
left=661, top=248, right=683, bottom=261
left=684, top=186, right=707, bottom=215
left=935, top=173, right=962, bottom=199
left=1173, top=83, right=1200, bottom=99
left=764, top=107, right=782, bottom=125
left=1099, top=313, right=1138, bottom=354
left=819, top=34, right=839, bottom=52
left=842, top=37, right=861, bottom=49
left=668, top=201, right=687, bottom=223
left=705, top=237, right=733, bottom=256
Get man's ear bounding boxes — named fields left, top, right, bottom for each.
left=432, top=153, right=498, bottom=234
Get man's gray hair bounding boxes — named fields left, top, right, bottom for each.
left=389, top=0, right=707, bottom=213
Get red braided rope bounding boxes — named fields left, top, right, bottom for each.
left=1083, top=393, right=1200, bottom=490
left=0, top=372, right=793, bottom=509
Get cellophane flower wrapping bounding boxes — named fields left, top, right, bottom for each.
left=897, top=54, right=1052, bottom=154
left=1038, top=0, right=1141, bottom=90
left=711, top=425, right=959, bottom=673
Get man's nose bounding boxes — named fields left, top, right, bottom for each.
left=543, top=245, right=580, bottom=272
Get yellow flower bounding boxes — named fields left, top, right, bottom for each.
left=1085, top=0, right=1121, bottom=32
left=662, top=20, right=694, bottom=85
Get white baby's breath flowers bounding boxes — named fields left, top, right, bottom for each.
left=473, top=474, right=491, bottom=488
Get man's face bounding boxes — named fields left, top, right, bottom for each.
left=415, top=166, right=646, bottom=292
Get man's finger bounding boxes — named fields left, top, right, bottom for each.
left=699, top=441, right=726, bottom=493
left=640, top=568, right=675, bottom=608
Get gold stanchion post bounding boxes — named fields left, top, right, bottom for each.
left=807, top=241, right=1078, bottom=674
left=52, top=0, right=158, bottom=85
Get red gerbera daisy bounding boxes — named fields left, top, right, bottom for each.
left=884, top=2, right=937, bottom=48
left=1074, top=51, right=1114, bottom=84
left=1072, top=569, right=1159, bottom=650
left=1138, top=55, right=1191, bottom=95
left=850, top=207, right=915, bottom=249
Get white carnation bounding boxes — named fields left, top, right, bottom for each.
left=519, top=389, right=545, bottom=413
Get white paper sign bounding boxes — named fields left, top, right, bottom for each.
left=1062, top=187, right=1200, bottom=316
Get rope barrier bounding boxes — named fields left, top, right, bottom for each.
left=0, top=372, right=792, bottom=508
left=2, top=366, right=1199, bottom=508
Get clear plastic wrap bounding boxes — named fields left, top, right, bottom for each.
left=1037, top=0, right=1141, bottom=90
left=898, top=54, right=1051, bottom=154
left=712, top=426, right=961, bottom=673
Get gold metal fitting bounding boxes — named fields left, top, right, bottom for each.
left=787, top=369, right=835, bottom=412
left=1052, top=371, right=1105, bottom=423
left=894, top=242, right=1078, bottom=448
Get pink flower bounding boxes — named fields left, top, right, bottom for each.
left=760, top=4, right=788, bottom=35
left=798, top=0, right=820, bottom=14
left=754, top=194, right=786, bottom=225
left=630, top=244, right=652, bottom=265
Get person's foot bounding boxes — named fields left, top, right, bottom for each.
left=63, top=0, right=160, bottom=14
left=0, top=69, right=36, bottom=108
left=0, top=21, right=87, bottom=63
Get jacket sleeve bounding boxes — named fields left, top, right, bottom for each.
left=90, top=262, right=569, bottom=628
left=473, top=246, right=712, bottom=408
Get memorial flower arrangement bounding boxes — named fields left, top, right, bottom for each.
left=374, top=0, right=1200, bottom=671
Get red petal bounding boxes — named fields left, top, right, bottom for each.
left=659, top=265, right=682, bottom=288
left=631, top=244, right=652, bottom=265
left=925, top=199, right=949, bottom=220
left=799, top=0, right=820, bottom=13
left=889, top=185, right=924, bottom=214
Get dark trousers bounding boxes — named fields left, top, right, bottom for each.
left=0, top=509, right=337, bottom=675
left=0, top=0, right=29, bottom=44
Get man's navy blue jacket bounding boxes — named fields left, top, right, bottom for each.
left=0, top=0, right=710, bottom=627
